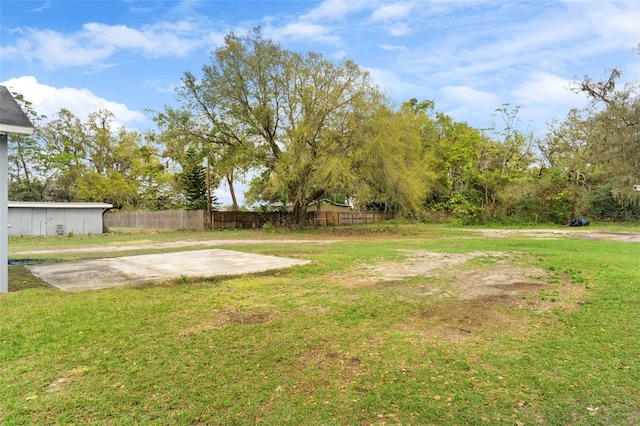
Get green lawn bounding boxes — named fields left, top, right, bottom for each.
left=2, top=224, right=639, bottom=425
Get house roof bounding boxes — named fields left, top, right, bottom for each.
left=0, top=85, right=34, bottom=135
left=308, top=198, right=351, bottom=208
left=9, top=201, right=113, bottom=209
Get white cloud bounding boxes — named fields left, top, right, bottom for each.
left=84, top=21, right=215, bottom=57
left=333, top=50, right=348, bottom=60
left=363, top=67, right=425, bottom=101
left=387, top=23, right=411, bottom=36
left=379, top=44, right=408, bottom=52
left=369, top=2, right=413, bottom=23
left=439, top=85, right=501, bottom=108
left=142, top=79, right=178, bottom=94
left=577, top=1, right=640, bottom=50
left=437, top=86, right=502, bottom=127
left=264, top=22, right=341, bottom=45
left=510, top=72, right=586, bottom=107
left=301, top=0, right=372, bottom=21
left=399, top=1, right=638, bottom=90
left=0, top=76, right=147, bottom=129
left=0, top=20, right=214, bottom=70
left=0, top=33, right=113, bottom=71
left=206, top=30, right=228, bottom=47
left=27, top=0, right=51, bottom=13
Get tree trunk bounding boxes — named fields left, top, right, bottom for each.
left=227, top=173, right=239, bottom=211
left=293, top=201, right=306, bottom=226
left=292, top=189, right=325, bottom=226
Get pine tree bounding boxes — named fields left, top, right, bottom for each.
left=180, top=148, right=207, bottom=210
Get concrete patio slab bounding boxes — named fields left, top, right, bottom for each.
left=26, top=249, right=310, bottom=291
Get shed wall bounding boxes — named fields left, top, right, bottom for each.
left=8, top=207, right=106, bottom=236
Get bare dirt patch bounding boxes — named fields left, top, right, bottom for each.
left=178, top=308, right=273, bottom=336
left=463, top=228, right=640, bottom=243
left=342, top=250, right=588, bottom=342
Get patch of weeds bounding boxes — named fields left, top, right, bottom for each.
left=175, top=274, right=190, bottom=284
left=527, top=274, right=545, bottom=280
left=547, top=273, right=562, bottom=284
left=8, top=265, right=54, bottom=291
left=467, top=255, right=502, bottom=266
left=539, top=289, right=560, bottom=302
left=565, top=269, right=588, bottom=284
left=567, top=270, right=587, bottom=284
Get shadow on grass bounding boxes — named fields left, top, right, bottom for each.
left=8, top=265, right=57, bottom=292
left=129, top=268, right=293, bottom=291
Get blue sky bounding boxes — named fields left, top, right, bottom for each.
left=1, top=0, right=638, bottom=205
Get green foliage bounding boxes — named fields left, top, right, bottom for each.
left=7, top=61, right=640, bottom=226
left=179, top=148, right=208, bottom=210
left=356, top=102, right=428, bottom=214
left=7, top=95, right=50, bottom=201
left=171, top=28, right=399, bottom=222
left=588, top=181, right=640, bottom=221
left=419, top=104, right=536, bottom=222
left=7, top=105, right=175, bottom=210
left=572, top=69, right=639, bottom=207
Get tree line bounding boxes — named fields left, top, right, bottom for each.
left=8, top=29, right=640, bottom=224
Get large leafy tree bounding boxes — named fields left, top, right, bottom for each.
left=137, top=141, right=180, bottom=211
left=419, top=104, right=536, bottom=222
left=537, top=108, right=599, bottom=220
left=36, top=108, right=88, bottom=201
left=74, top=110, right=142, bottom=208
left=7, top=93, right=48, bottom=201
left=9, top=104, right=173, bottom=210
left=356, top=100, right=429, bottom=214
left=575, top=69, right=640, bottom=207
left=151, top=107, right=244, bottom=212
left=533, top=69, right=640, bottom=220
left=166, top=28, right=391, bottom=223
left=476, top=105, right=536, bottom=218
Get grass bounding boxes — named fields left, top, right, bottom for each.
left=2, top=224, right=639, bottom=425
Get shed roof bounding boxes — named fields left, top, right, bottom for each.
left=9, top=201, right=113, bottom=209
left=0, top=85, right=34, bottom=135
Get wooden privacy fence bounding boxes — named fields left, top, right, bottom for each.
left=311, top=211, right=396, bottom=226
left=104, top=210, right=206, bottom=229
left=105, top=210, right=396, bottom=230
left=209, top=211, right=293, bottom=229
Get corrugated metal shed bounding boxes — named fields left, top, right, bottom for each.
left=8, top=201, right=113, bottom=236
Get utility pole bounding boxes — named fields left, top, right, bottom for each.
left=206, top=151, right=212, bottom=230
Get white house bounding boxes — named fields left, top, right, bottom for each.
left=2, top=84, right=35, bottom=292
left=8, top=201, right=113, bottom=236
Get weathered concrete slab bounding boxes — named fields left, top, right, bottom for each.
left=26, top=249, right=310, bottom=291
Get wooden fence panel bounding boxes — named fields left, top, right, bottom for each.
left=105, top=210, right=396, bottom=230
left=105, top=210, right=205, bottom=230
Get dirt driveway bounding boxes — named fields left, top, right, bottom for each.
left=14, top=239, right=338, bottom=255
left=461, top=228, right=640, bottom=243
left=13, top=228, right=640, bottom=257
